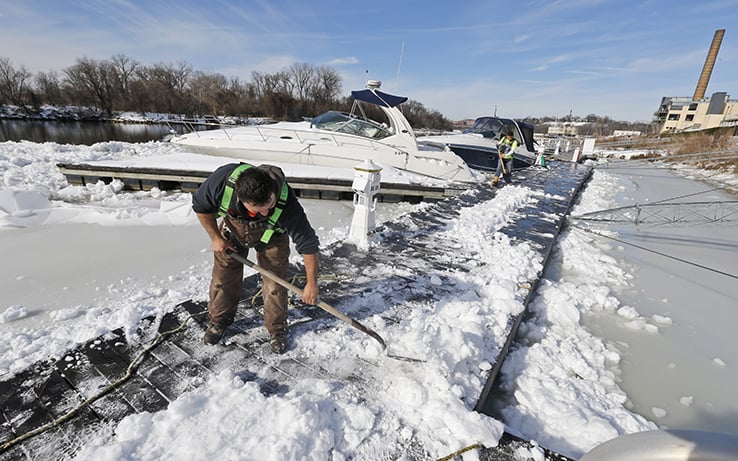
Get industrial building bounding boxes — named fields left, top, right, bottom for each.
left=653, top=29, right=738, bottom=133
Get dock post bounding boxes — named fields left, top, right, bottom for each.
left=348, top=160, right=382, bottom=248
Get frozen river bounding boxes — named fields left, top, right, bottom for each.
left=581, top=164, right=738, bottom=436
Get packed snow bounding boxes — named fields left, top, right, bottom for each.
left=1, top=140, right=736, bottom=459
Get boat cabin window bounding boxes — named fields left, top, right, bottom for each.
left=465, top=118, right=503, bottom=138
left=311, top=111, right=392, bottom=140
left=465, top=117, right=520, bottom=142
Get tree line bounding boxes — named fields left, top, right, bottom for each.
left=520, top=114, right=652, bottom=136
left=0, top=55, right=454, bottom=130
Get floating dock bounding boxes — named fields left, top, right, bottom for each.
left=2, top=161, right=591, bottom=460
left=56, top=162, right=467, bottom=203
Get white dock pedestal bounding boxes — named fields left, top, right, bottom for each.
left=348, top=160, right=382, bottom=248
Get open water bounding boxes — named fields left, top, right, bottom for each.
left=0, top=119, right=195, bottom=145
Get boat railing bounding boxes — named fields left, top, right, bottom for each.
left=175, top=119, right=420, bottom=163
left=165, top=119, right=224, bottom=136
left=242, top=124, right=413, bottom=156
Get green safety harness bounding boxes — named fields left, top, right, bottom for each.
left=217, top=163, right=289, bottom=245
left=498, top=136, right=518, bottom=159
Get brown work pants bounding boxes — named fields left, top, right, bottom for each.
left=207, top=218, right=290, bottom=337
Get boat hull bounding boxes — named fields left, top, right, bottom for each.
left=171, top=125, right=476, bottom=182
left=169, top=84, right=479, bottom=183
left=447, top=144, right=535, bottom=172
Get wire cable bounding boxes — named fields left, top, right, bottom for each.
left=572, top=225, right=738, bottom=280
left=570, top=183, right=733, bottom=221
left=0, top=311, right=205, bottom=453
left=436, top=443, right=483, bottom=461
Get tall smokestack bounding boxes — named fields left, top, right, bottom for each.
left=693, top=29, right=725, bottom=100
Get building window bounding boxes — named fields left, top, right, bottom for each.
left=689, top=103, right=698, bottom=111
left=685, top=114, right=694, bottom=121
left=668, top=113, right=680, bottom=120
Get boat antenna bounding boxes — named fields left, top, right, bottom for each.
left=395, top=41, right=405, bottom=91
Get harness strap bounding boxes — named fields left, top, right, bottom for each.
left=498, top=137, right=518, bottom=158
left=218, top=164, right=252, bottom=217
left=217, top=163, right=288, bottom=246
left=261, top=181, right=288, bottom=244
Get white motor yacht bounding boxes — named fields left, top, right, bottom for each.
left=170, top=81, right=475, bottom=183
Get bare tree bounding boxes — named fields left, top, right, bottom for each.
left=0, top=57, right=32, bottom=106
left=63, top=57, right=120, bottom=115
left=110, top=54, right=139, bottom=108
left=0, top=55, right=458, bottom=129
left=188, top=71, right=230, bottom=115
left=137, top=61, right=193, bottom=115
left=309, top=66, right=342, bottom=115
left=127, top=74, right=155, bottom=114
left=251, top=70, right=292, bottom=118
left=34, top=70, right=65, bottom=106
left=288, top=63, right=313, bottom=102
left=225, top=77, right=255, bottom=116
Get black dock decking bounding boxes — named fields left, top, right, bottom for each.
left=2, top=161, right=591, bottom=460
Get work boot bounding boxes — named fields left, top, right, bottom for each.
left=203, top=323, right=226, bottom=345
left=270, top=331, right=287, bottom=354
left=492, top=176, right=499, bottom=187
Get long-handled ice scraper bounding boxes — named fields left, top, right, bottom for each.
left=226, top=249, right=387, bottom=350
left=497, top=144, right=509, bottom=175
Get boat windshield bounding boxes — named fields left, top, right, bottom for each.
left=464, top=117, right=518, bottom=140
left=311, top=111, right=392, bottom=140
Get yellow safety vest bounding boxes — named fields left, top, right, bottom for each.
left=217, top=163, right=288, bottom=245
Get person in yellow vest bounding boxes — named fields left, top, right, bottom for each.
left=192, top=163, right=320, bottom=354
left=493, top=130, right=519, bottom=187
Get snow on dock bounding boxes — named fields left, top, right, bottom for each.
left=0, top=162, right=591, bottom=460
left=56, top=151, right=471, bottom=203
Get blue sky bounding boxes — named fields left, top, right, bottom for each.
left=2, top=0, right=737, bottom=122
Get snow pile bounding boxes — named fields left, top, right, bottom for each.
left=7, top=139, right=731, bottom=459
left=495, top=170, right=657, bottom=455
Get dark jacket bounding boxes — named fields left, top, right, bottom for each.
left=192, top=163, right=320, bottom=254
